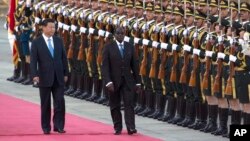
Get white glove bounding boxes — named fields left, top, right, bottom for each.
left=105, top=31, right=111, bottom=37
left=193, top=48, right=201, bottom=55
left=243, top=32, right=250, bottom=41
left=106, top=17, right=112, bottom=24
left=153, top=25, right=159, bottom=32
left=142, top=23, right=148, bottom=31
left=63, top=11, right=68, bottom=17
left=80, top=12, right=85, bottom=19
left=183, top=45, right=191, bottom=52
left=50, top=8, right=54, bottom=13
left=57, top=8, right=61, bottom=14
left=35, top=17, right=41, bottom=24
left=35, top=5, right=39, bottom=10
left=123, top=20, right=128, bottom=27
left=15, top=26, right=19, bottom=32
left=218, top=36, right=224, bottom=43
left=98, top=29, right=105, bottom=36
left=205, top=34, right=210, bottom=41
left=3, top=22, right=7, bottom=30
left=229, top=55, right=237, bottom=62
left=142, top=39, right=149, bottom=45
left=172, top=44, right=178, bottom=51
left=89, top=28, right=95, bottom=34
left=113, top=18, right=118, bottom=25
left=217, top=52, right=226, bottom=59
left=161, top=43, right=168, bottom=49
left=161, top=27, right=167, bottom=34
left=63, top=24, right=70, bottom=31
left=171, top=28, right=178, bottom=36
left=42, top=5, right=47, bottom=11
left=134, top=37, right=140, bottom=44
left=58, top=22, right=63, bottom=28
left=152, top=41, right=159, bottom=48
left=80, top=27, right=87, bottom=33
left=88, top=14, right=93, bottom=21
left=183, top=29, right=189, bottom=36
left=71, top=12, right=75, bottom=17
left=71, top=25, right=77, bottom=32
left=205, top=51, right=213, bottom=57
left=239, top=39, right=244, bottom=46
left=193, top=31, right=198, bottom=38
left=133, top=22, right=138, bottom=30
left=97, top=15, right=103, bottom=22
left=33, top=26, right=36, bottom=32
left=124, top=36, right=130, bottom=42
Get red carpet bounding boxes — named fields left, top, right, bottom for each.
left=0, top=93, right=162, bottom=141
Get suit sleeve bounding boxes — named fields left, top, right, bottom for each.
left=130, top=44, right=141, bottom=84
left=60, top=38, right=69, bottom=76
left=30, top=39, right=38, bottom=79
left=102, top=44, right=112, bottom=85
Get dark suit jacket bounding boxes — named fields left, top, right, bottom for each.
left=30, top=35, right=69, bottom=87
left=102, top=40, right=140, bottom=91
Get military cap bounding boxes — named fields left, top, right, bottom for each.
left=210, top=0, right=218, bottom=7
left=100, top=0, right=108, bottom=3
left=145, top=0, right=154, bottom=11
left=199, top=0, right=207, bottom=6
left=185, top=7, right=194, bottom=16
left=195, top=10, right=206, bottom=20
left=173, top=6, right=184, bottom=16
left=220, top=0, right=228, bottom=9
left=126, top=0, right=134, bottom=8
left=135, top=0, right=143, bottom=9
left=230, top=1, right=238, bottom=11
left=117, top=0, right=126, bottom=6
left=240, top=2, right=250, bottom=12
left=154, top=2, right=162, bottom=13
left=165, top=4, right=172, bottom=13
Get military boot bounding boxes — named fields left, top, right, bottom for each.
left=7, top=61, right=21, bottom=81
left=212, top=108, right=228, bottom=136
left=200, top=105, right=218, bottom=133
left=70, top=74, right=84, bottom=97
left=14, top=60, right=27, bottom=83
left=22, top=63, right=33, bottom=85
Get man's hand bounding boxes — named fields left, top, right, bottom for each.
left=135, top=85, right=142, bottom=94
left=33, top=76, right=39, bottom=84
left=106, top=83, right=114, bottom=93
left=64, top=76, right=68, bottom=83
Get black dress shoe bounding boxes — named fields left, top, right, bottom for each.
left=114, top=130, right=122, bottom=135
left=43, top=130, right=50, bottom=134
left=127, top=129, right=137, bottom=135
left=54, top=129, right=66, bottom=133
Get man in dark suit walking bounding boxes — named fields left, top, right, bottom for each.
left=30, top=18, right=69, bottom=134
left=102, top=27, right=141, bottom=135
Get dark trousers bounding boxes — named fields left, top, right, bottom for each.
left=109, top=77, right=135, bottom=131
left=39, top=76, right=65, bottom=131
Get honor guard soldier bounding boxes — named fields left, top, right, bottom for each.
left=7, top=0, right=26, bottom=82
left=137, top=0, right=156, bottom=117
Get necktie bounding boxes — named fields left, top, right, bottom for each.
left=47, top=38, right=54, bottom=58
left=119, top=43, right=124, bottom=58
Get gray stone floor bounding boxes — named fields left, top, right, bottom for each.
left=0, top=19, right=228, bottom=141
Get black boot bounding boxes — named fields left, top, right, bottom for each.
left=79, top=76, right=93, bottom=99
left=7, top=61, right=21, bottom=81
left=177, top=100, right=195, bottom=127
left=22, top=63, right=33, bottom=85
left=244, top=113, right=250, bottom=125
left=223, top=110, right=241, bottom=138
left=138, top=90, right=154, bottom=117
left=168, top=96, right=185, bottom=124
left=64, top=72, right=77, bottom=95
left=148, top=92, right=160, bottom=118
left=93, top=79, right=103, bottom=103
left=14, top=60, right=27, bottom=83
left=212, top=108, right=228, bottom=136
left=158, top=96, right=176, bottom=122
left=200, top=105, right=218, bottom=133
left=153, top=94, right=166, bottom=119
left=135, top=89, right=146, bottom=114
left=70, top=74, right=84, bottom=97
left=86, top=78, right=101, bottom=101
left=188, top=102, right=207, bottom=130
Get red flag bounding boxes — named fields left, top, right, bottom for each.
left=8, top=0, right=16, bottom=33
